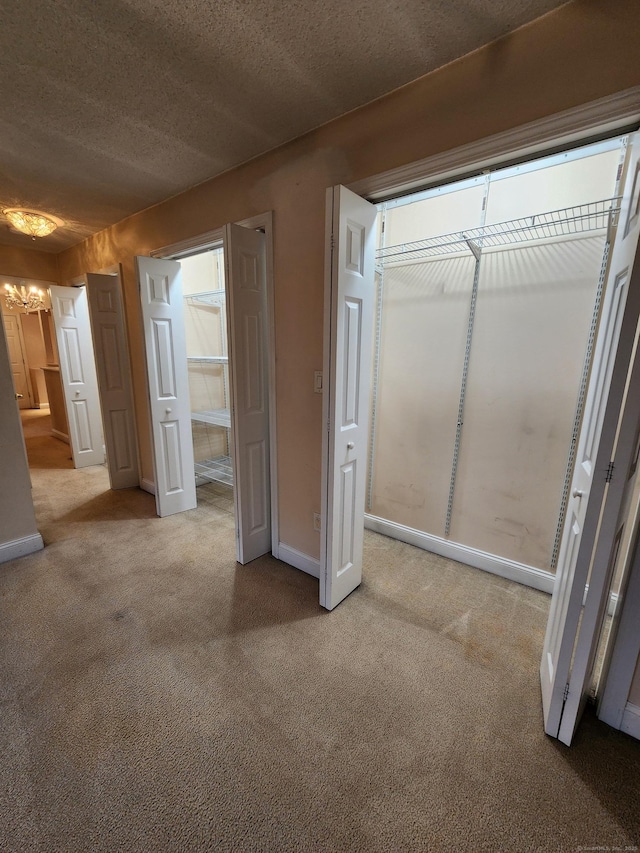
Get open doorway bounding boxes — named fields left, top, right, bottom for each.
left=322, top=121, right=640, bottom=745
left=366, top=136, right=626, bottom=590
left=0, top=277, right=74, bottom=470
left=138, top=217, right=275, bottom=565
left=1, top=270, right=140, bottom=497
left=181, top=247, right=234, bottom=511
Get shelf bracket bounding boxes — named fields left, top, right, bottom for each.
left=463, top=237, right=482, bottom=261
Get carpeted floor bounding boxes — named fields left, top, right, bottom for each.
left=1, top=409, right=639, bottom=852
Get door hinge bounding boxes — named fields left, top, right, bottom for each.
left=330, top=233, right=335, bottom=251
left=605, top=461, right=615, bottom=483
left=563, top=683, right=570, bottom=702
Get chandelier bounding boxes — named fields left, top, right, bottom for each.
left=3, top=208, right=60, bottom=239
left=4, top=283, right=46, bottom=313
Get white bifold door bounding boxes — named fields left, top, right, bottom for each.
left=49, top=284, right=105, bottom=468
left=224, top=224, right=271, bottom=563
left=321, top=185, right=377, bottom=610
left=541, top=132, right=640, bottom=745
left=137, top=256, right=197, bottom=517
left=84, top=273, right=139, bottom=489
left=136, top=224, right=271, bottom=562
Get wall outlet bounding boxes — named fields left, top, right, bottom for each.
left=314, top=371, right=323, bottom=393
left=313, top=512, right=321, bottom=532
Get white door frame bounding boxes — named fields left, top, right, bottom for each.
left=349, top=86, right=640, bottom=202
left=598, top=465, right=640, bottom=732
left=2, top=311, right=35, bottom=408
left=150, top=212, right=279, bottom=555
left=598, top=543, right=640, bottom=737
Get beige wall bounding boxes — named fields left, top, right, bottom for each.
left=50, top=0, right=640, bottom=558
left=0, top=315, right=39, bottom=547
left=370, top=147, right=619, bottom=569
left=0, top=246, right=58, bottom=282
left=450, top=235, right=606, bottom=567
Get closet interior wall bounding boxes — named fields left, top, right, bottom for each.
left=368, top=140, right=625, bottom=574
left=181, top=249, right=233, bottom=488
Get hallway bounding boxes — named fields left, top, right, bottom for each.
left=0, top=410, right=638, bottom=851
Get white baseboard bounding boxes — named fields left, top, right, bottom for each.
left=51, top=428, right=69, bottom=444
left=365, top=514, right=554, bottom=594
left=278, top=542, right=320, bottom=579
left=0, top=533, right=44, bottom=565
left=140, top=478, right=156, bottom=496
left=621, top=702, right=640, bottom=740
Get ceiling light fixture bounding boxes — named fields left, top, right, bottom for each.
left=3, top=208, right=60, bottom=239
left=4, top=282, right=46, bottom=313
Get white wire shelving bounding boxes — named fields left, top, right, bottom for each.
left=185, top=289, right=226, bottom=306
left=376, top=197, right=622, bottom=266
left=185, top=286, right=233, bottom=488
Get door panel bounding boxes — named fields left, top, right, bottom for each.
left=598, top=423, right=640, bottom=730
left=224, top=224, right=271, bottom=563
left=541, top=133, right=640, bottom=743
left=137, top=256, right=196, bottom=517
left=557, top=315, right=640, bottom=743
left=49, top=285, right=105, bottom=468
left=321, top=185, right=377, bottom=610
left=85, top=273, right=139, bottom=489
left=4, top=314, right=32, bottom=408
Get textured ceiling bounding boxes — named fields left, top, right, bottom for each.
left=0, top=0, right=568, bottom=253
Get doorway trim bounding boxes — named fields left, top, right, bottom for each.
left=149, top=211, right=280, bottom=556
left=349, top=86, right=640, bottom=202
left=598, top=519, right=640, bottom=735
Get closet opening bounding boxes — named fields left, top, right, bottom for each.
left=365, top=134, right=628, bottom=593
left=1, top=291, right=56, bottom=418
left=4, top=271, right=140, bottom=495
left=145, top=217, right=274, bottom=564
left=179, top=245, right=235, bottom=509
left=0, top=291, right=74, bottom=473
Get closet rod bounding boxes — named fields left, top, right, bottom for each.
left=376, top=197, right=621, bottom=265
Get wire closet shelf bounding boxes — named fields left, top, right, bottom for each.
left=185, top=288, right=225, bottom=305
left=376, top=197, right=622, bottom=266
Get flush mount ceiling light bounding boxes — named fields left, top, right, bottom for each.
left=2, top=208, right=62, bottom=239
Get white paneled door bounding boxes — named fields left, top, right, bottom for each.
left=49, top=285, right=105, bottom=468
left=3, top=314, right=32, bottom=408
left=137, top=256, right=196, bottom=517
left=224, top=224, right=271, bottom=563
left=138, top=232, right=272, bottom=555
left=85, top=273, right=139, bottom=490
left=321, top=185, right=377, bottom=610
left=541, top=133, right=640, bottom=744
